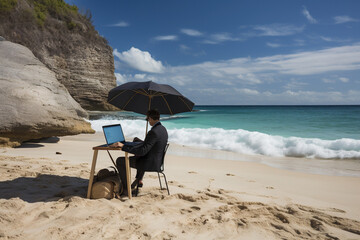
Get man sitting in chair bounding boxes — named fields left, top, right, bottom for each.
left=111, top=109, right=168, bottom=195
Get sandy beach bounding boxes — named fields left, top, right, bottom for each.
left=1, top=133, right=360, bottom=240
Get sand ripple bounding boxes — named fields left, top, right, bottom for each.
left=0, top=155, right=359, bottom=240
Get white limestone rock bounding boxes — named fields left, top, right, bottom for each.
left=0, top=40, right=94, bottom=147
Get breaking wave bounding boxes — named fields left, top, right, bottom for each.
left=89, top=119, right=360, bottom=159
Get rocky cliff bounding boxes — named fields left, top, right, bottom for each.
left=0, top=0, right=117, bottom=110
left=0, top=39, right=95, bottom=147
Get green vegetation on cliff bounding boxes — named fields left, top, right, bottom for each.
left=0, top=0, right=83, bottom=28
left=0, top=0, right=104, bottom=60
left=0, top=0, right=18, bottom=13
left=0, top=0, right=116, bottom=111
left=31, top=0, right=79, bottom=27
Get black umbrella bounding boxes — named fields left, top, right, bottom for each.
left=108, top=81, right=195, bottom=133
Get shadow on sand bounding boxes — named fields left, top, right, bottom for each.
left=0, top=174, right=88, bottom=203
left=15, top=137, right=61, bottom=149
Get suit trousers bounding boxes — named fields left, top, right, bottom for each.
left=116, top=156, right=145, bottom=190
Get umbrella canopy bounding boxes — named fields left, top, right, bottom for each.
left=107, top=81, right=194, bottom=115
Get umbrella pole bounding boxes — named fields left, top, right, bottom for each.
left=145, top=95, right=151, bottom=137
left=145, top=119, right=148, bottom=137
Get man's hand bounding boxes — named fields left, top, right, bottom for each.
left=110, top=142, right=124, bottom=148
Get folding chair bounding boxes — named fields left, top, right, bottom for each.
left=134, top=143, right=170, bottom=196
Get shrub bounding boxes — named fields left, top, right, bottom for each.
left=28, top=0, right=80, bottom=26
left=0, top=0, right=18, bottom=13
left=20, top=8, right=36, bottom=23
left=34, top=2, right=47, bottom=26
left=66, top=20, right=76, bottom=30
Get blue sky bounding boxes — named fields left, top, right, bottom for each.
left=67, top=0, right=360, bottom=105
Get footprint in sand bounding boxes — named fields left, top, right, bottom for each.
left=226, top=173, right=235, bottom=176
left=188, top=171, right=197, bottom=174
left=328, top=207, right=346, bottom=213
left=266, top=186, right=274, bottom=189
left=180, top=208, right=192, bottom=214
left=218, top=189, right=229, bottom=194
left=237, top=205, right=248, bottom=210
left=237, top=219, right=247, bottom=227
left=274, top=213, right=290, bottom=224
left=190, top=206, right=201, bottom=211
left=310, top=219, right=325, bottom=231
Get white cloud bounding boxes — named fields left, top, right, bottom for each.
left=284, top=80, right=308, bottom=90
left=253, top=24, right=305, bottom=36
left=199, top=24, right=303, bottom=45
left=267, top=42, right=281, bottom=48
left=147, top=43, right=360, bottom=79
left=213, top=33, right=238, bottom=41
left=334, top=16, right=359, bottom=24
left=113, top=47, right=165, bottom=73
left=180, top=44, right=190, bottom=50
left=322, top=78, right=335, bottom=83
left=236, top=73, right=262, bottom=84
left=181, top=28, right=203, bottom=36
left=256, top=43, right=360, bottom=75
left=186, top=88, right=360, bottom=105
left=135, top=74, right=146, bottom=79
left=320, top=36, right=350, bottom=43
left=302, top=7, right=317, bottom=24
left=109, top=21, right=129, bottom=27
left=203, top=32, right=240, bottom=44
left=115, top=73, right=126, bottom=85
left=235, top=88, right=259, bottom=95
left=144, top=43, right=360, bottom=89
left=174, top=43, right=360, bottom=79
left=154, top=35, right=178, bottom=41
left=113, top=44, right=360, bottom=104
left=271, top=90, right=360, bottom=104
left=339, top=77, right=349, bottom=83
left=320, top=36, right=334, bottom=42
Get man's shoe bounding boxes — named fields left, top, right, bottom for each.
left=131, top=179, right=144, bottom=189
left=132, top=187, right=139, bottom=197
left=120, top=188, right=138, bottom=197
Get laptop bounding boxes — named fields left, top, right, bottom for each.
left=102, top=124, right=141, bottom=147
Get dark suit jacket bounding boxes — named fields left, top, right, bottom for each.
left=122, top=122, right=168, bottom=171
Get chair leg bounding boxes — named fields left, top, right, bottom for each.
left=160, top=172, right=170, bottom=195
left=157, top=172, right=163, bottom=189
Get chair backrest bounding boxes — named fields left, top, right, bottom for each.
left=160, top=143, right=169, bottom=172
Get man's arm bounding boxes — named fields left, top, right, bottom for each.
left=122, top=131, right=157, bottom=156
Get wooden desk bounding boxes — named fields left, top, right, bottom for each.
left=86, top=145, right=132, bottom=199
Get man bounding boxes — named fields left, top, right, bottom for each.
left=111, top=109, right=168, bottom=195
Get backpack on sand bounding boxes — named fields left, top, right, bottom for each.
left=90, top=167, right=123, bottom=199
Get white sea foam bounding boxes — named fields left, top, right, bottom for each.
left=89, top=119, right=360, bottom=159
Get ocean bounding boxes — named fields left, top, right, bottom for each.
left=88, top=105, right=360, bottom=160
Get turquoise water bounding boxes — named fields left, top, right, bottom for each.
left=163, top=105, right=360, bottom=140
left=89, top=105, right=360, bottom=159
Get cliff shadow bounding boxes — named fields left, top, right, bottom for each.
left=0, top=174, right=88, bottom=203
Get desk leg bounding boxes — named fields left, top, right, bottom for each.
left=87, top=150, right=98, bottom=199
left=125, top=152, right=132, bottom=199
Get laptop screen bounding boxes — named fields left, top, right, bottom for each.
left=103, top=124, right=125, bottom=145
